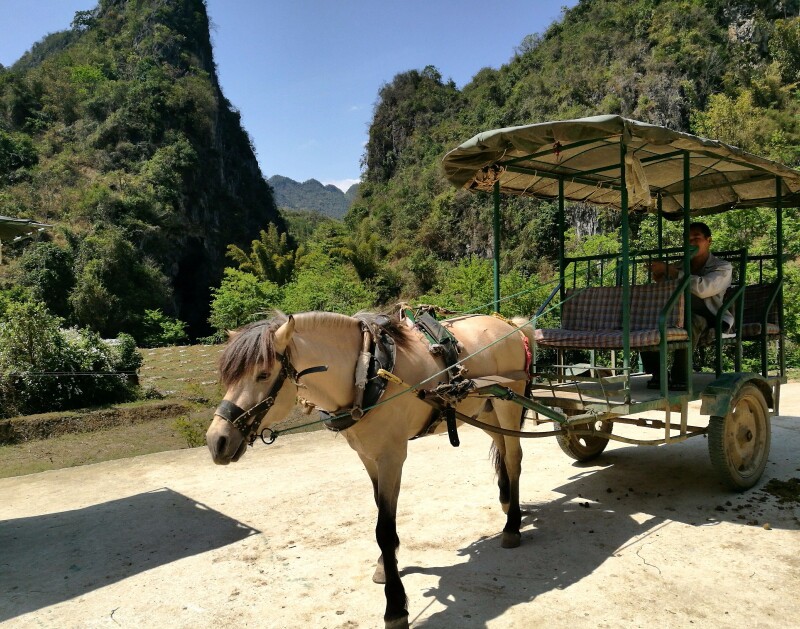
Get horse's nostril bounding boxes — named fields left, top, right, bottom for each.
left=217, top=436, right=227, bottom=454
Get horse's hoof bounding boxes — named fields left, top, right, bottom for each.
left=372, top=564, right=386, bottom=584
left=385, top=614, right=410, bottom=629
left=501, top=531, right=521, bottom=548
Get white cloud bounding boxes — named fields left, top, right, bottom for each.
left=323, top=178, right=360, bottom=192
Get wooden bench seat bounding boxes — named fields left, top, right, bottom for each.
left=534, top=279, right=687, bottom=350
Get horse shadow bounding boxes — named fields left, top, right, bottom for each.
left=0, top=487, right=258, bottom=622
left=403, top=428, right=799, bottom=628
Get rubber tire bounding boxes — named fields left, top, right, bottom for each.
left=708, top=383, right=771, bottom=490
left=556, top=409, right=613, bottom=462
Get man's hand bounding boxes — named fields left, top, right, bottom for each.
left=650, top=261, right=678, bottom=281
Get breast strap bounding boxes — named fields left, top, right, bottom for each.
left=320, top=317, right=396, bottom=432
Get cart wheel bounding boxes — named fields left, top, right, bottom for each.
left=708, top=383, right=771, bottom=490
left=556, top=410, right=613, bottom=462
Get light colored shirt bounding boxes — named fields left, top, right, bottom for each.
left=680, top=252, right=734, bottom=329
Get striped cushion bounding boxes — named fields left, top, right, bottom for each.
left=537, top=280, right=686, bottom=350
left=630, top=279, right=684, bottom=329
left=741, top=322, right=781, bottom=338
left=534, top=327, right=689, bottom=349
left=562, top=286, right=621, bottom=330
left=742, top=283, right=779, bottom=325
left=723, top=283, right=780, bottom=325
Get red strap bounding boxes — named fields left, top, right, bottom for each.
left=521, top=334, right=532, bottom=375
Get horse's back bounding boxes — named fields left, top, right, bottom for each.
left=445, top=314, right=529, bottom=380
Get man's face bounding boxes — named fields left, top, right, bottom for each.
left=689, top=227, right=711, bottom=258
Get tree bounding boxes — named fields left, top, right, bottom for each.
left=281, top=252, right=376, bottom=314
left=0, top=129, right=37, bottom=185
left=208, top=268, right=282, bottom=332
left=14, top=241, right=75, bottom=319
left=69, top=227, right=172, bottom=338
left=226, top=224, right=295, bottom=285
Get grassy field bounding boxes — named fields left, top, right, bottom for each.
left=0, top=344, right=220, bottom=478
left=138, top=344, right=225, bottom=404
left=0, top=343, right=324, bottom=479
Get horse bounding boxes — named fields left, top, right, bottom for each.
left=206, top=310, right=534, bottom=629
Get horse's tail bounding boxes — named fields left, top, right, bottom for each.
left=490, top=442, right=506, bottom=478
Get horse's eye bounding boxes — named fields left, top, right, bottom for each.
left=256, top=371, right=270, bottom=381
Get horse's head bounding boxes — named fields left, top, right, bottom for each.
left=206, top=315, right=298, bottom=464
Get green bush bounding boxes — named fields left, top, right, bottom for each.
left=14, top=241, right=76, bottom=319
left=174, top=411, right=210, bottom=448
left=0, top=300, right=142, bottom=417
left=208, top=267, right=282, bottom=332
left=139, top=308, right=189, bottom=348
left=281, top=253, right=376, bottom=313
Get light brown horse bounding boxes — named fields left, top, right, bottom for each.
left=206, top=310, right=533, bottom=629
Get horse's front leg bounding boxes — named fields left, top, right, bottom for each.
left=358, top=455, right=391, bottom=584
left=358, top=452, right=409, bottom=629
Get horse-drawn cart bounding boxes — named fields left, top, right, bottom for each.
left=442, top=114, right=799, bottom=490
left=207, top=116, right=800, bottom=629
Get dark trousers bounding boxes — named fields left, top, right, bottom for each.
left=640, top=296, right=724, bottom=383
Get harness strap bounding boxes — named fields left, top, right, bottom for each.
left=215, top=399, right=247, bottom=424
left=320, top=318, right=397, bottom=432
left=351, top=325, right=373, bottom=419
left=296, top=365, right=328, bottom=379
left=403, top=306, right=463, bottom=380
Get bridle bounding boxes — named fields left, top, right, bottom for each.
left=214, top=352, right=327, bottom=446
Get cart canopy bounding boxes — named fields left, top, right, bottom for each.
left=0, top=215, right=51, bottom=240
left=442, top=115, right=800, bottom=216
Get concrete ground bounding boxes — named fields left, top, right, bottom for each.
left=1, top=385, right=798, bottom=629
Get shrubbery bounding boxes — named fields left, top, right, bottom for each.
left=0, top=301, right=142, bottom=417
left=139, top=308, right=189, bottom=348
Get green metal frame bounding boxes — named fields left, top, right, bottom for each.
left=484, top=133, right=787, bottom=436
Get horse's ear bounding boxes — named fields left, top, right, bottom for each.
left=274, top=315, right=295, bottom=353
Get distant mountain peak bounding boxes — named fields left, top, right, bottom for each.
left=268, top=175, right=358, bottom=219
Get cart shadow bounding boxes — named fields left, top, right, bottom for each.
left=405, top=424, right=798, bottom=628
left=405, top=499, right=655, bottom=628
left=0, top=487, right=258, bottom=622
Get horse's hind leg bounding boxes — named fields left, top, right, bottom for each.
left=486, top=397, right=525, bottom=549
left=490, top=434, right=511, bottom=513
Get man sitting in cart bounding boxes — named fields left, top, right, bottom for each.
left=641, top=222, right=733, bottom=389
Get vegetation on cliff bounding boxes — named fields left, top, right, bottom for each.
left=343, top=0, right=800, bottom=364
left=0, top=0, right=285, bottom=340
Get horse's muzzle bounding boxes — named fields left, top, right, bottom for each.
left=206, top=416, right=247, bottom=464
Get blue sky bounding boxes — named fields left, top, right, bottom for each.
left=0, top=1, right=574, bottom=191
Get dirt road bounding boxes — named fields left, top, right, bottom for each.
left=1, top=386, right=799, bottom=628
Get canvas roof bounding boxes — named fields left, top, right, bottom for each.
left=442, top=115, right=800, bottom=216
left=0, top=215, right=52, bottom=240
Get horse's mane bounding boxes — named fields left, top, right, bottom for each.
left=218, top=314, right=288, bottom=387
left=354, top=310, right=412, bottom=349
left=218, top=310, right=411, bottom=386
